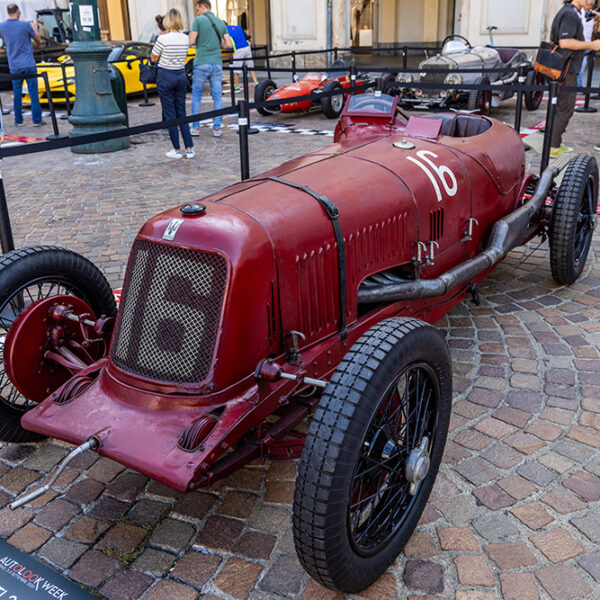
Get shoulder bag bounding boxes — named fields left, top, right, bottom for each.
left=139, top=57, right=158, bottom=85
left=534, top=41, right=574, bottom=81
left=205, top=13, right=228, bottom=48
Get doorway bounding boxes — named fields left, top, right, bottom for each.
left=351, top=0, right=376, bottom=48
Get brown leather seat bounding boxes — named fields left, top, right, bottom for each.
left=424, top=113, right=491, bottom=138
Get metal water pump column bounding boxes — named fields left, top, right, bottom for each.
left=68, top=0, right=130, bottom=153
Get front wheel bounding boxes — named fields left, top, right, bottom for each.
left=0, top=246, right=116, bottom=443
left=255, top=79, right=278, bottom=116
left=524, top=70, right=544, bottom=111
left=293, top=318, right=452, bottom=593
left=550, top=154, right=598, bottom=285
left=467, top=76, right=491, bottom=115
left=320, top=80, right=344, bottom=118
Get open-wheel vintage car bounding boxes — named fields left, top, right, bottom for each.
left=387, top=34, right=546, bottom=115
left=1, top=92, right=597, bottom=593
left=254, top=59, right=372, bottom=118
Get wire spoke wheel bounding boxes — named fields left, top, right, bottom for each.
left=0, top=246, right=116, bottom=443
left=550, top=154, right=598, bottom=285
left=348, top=364, right=438, bottom=555
left=293, top=318, right=451, bottom=593
left=0, top=278, right=78, bottom=413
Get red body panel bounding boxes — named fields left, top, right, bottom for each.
left=22, top=111, right=528, bottom=491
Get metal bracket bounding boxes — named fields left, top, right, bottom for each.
left=285, top=330, right=305, bottom=363
left=462, top=218, right=479, bottom=242
left=413, top=241, right=438, bottom=267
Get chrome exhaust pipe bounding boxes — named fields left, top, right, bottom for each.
left=10, top=438, right=99, bottom=510
left=358, top=154, right=571, bottom=304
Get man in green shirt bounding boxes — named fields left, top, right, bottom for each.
left=189, top=0, right=232, bottom=137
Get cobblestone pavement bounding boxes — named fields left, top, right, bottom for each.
left=0, top=86, right=599, bottom=600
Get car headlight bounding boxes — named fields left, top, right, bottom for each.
left=395, top=73, right=413, bottom=84
left=444, top=73, right=463, bottom=86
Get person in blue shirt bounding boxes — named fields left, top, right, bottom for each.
left=228, top=24, right=257, bottom=91
left=0, top=4, right=46, bottom=128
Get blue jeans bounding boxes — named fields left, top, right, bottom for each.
left=191, top=63, right=223, bottom=130
left=578, top=53, right=590, bottom=89
left=157, top=67, right=193, bottom=150
left=12, top=67, right=42, bottom=124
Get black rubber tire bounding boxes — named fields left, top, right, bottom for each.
left=255, top=79, right=278, bottom=116
left=0, top=246, right=116, bottom=443
left=550, top=155, right=599, bottom=285
left=467, top=76, right=491, bottom=115
left=524, top=69, right=544, bottom=111
left=293, top=317, right=452, bottom=593
left=320, top=80, right=344, bottom=118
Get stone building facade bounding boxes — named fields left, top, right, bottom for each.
left=101, top=0, right=571, bottom=58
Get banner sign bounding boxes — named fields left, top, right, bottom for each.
left=0, top=541, right=95, bottom=600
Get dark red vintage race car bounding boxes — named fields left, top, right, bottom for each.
left=0, top=92, right=597, bottom=593
left=254, top=59, right=371, bottom=118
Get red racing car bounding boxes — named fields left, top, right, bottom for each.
left=254, top=59, right=372, bottom=118
left=1, top=93, right=597, bottom=594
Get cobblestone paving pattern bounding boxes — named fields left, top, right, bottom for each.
left=0, top=88, right=599, bottom=600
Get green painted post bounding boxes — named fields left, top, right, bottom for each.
left=68, top=0, right=129, bottom=153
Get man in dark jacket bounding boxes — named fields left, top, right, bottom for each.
left=550, top=0, right=600, bottom=157
left=0, top=4, right=46, bottom=127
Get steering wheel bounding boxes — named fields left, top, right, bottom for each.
left=441, top=34, right=472, bottom=49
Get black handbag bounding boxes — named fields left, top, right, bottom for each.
left=139, top=58, right=158, bottom=85
left=534, top=41, right=573, bottom=82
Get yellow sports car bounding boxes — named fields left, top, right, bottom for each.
left=25, top=41, right=224, bottom=105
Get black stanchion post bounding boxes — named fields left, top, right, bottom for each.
left=60, top=63, right=72, bottom=117
left=230, top=65, right=236, bottom=107
left=41, top=71, right=65, bottom=140
left=576, top=51, right=597, bottom=113
left=238, top=99, right=250, bottom=181
left=139, top=83, right=155, bottom=107
left=350, top=64, right=356, bottom=95
left=540, top=80, right=559, bottom=174
left=403, top=45, right=408, bottom=71
left=0, top=156, right=15, bottom=254
left=242, top=64, right=258, bottom=134
left=514, top=64, right=527, bottom=134
left=334, top=47, right=339, bottom=61
left=266, top=49, right=272, bottom=80
left=376, top=77, right=383, bottom=92
left=292, top=51, right=297, bottom=81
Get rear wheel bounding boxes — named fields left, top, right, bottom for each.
left=550, top=155, right=598, bottom=285
left=321, top=80, right=344, bottom=118
left=0, top=246, right=116, bottom=443
left=255, top=79, right=278, bottom=116
left=467, top=76, right=491, bottom=115
left=524, top=70, right=544, bottom=111
left=293, top=318, right=452, bottom=593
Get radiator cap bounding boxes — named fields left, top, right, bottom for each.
left=180, top=203, right=207, bottom=216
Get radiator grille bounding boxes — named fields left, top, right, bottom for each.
left=110, top=240, right=227, bottom=384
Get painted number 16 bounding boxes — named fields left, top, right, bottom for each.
left=407, top=150, right=458, bottom=202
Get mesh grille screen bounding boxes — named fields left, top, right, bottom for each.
left=110, top=240, right=227, bottom=384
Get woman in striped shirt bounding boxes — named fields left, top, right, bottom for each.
left=150, top=9, right=195, bottom=159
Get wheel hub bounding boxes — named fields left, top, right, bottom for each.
left=405, top=437, right=430, bottom=495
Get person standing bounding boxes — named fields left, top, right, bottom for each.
left=577, top=0, right=599, bottom=88
left=549, top=0, right=600, bottom=158
left=0, top=4, right=46, bottom=128
left=228, top=24, right=258, bottom=92
left=150, top=8, right=194, bottom=159
left=36, top=16, right=52, bottom=47
left=188, top=0, right=232, bottom=138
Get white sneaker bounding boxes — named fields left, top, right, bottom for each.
left=166, top=149, right=183, bottom=159
left=190, top=127, right=200, bottom=136
left=185, top=149, right=195, bottom=159
left=213, top=127, right=222, bottom=137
